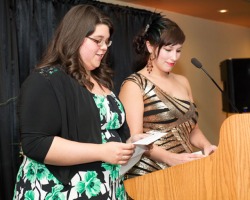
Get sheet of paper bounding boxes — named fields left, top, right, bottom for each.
left=120, top=131, right=167, bottom=176
left=119, top=145, right=147, bottom=176
left=133, top=131, right=167, bottom=145
left=192, top=151, right=203, bottom=155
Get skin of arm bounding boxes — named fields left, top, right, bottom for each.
left=44, top=137, right=136, bottom=166
left=181, top=75, right=217, bottom=156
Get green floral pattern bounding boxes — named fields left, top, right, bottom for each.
left=13, top=92, right=127, bottom=200
left=116, top=185, right=126, bottom=200
left=76, top=171, right=101, bottom=198
left=25, top=161, right=50, bottom=183
left=45, top=185, right=65, bottom=200
left=24, top=190, right=35, bottom=200
left=93, top=95, right=107, bottom=121
left=102, top=162, right=120, bottom=181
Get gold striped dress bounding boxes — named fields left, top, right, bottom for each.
left=123, top=73, right=198, bottom=179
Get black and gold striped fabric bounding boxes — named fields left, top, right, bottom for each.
left=123, top=73, right=199, bottom=179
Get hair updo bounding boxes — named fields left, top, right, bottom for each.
left=132, top=14, right=185, bottom=71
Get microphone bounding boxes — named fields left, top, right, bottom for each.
left=191, top=57, right=240, bottom=113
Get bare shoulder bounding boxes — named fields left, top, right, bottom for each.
left=119, top=75, right=144, bottom=113
left=119, top=77, right=142, bottom=100
left=121, top=78, right=141, bottom=91
left=172, top=73, right=190, bottom=85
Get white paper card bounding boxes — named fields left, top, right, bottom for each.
left=119, top=131, right=167, bottom=176
left=133, top=131, right=167, bottom=145
left=192, top=151, right=203, bottom=155
left=119, top=145, right=147, bottom=176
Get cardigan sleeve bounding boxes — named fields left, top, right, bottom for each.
left=19, top=72, right=61, bottom=163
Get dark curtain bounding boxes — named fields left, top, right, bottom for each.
left=0, top=0, right=154, bottom=199
left=0, top=0, right=21, bottom=199
left=16, top=0, right=153, bottom=92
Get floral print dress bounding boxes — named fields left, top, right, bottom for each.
left=13, top=92, right=127, bottom=200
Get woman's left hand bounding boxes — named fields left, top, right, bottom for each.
left=126, top=133, right=152, bottom=152
left=126, top=133, right=149, bottom=143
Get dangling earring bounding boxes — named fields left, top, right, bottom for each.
left=147, top=54, right=155, bottom=74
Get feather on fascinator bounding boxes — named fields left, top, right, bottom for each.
left=143, top=11, right=164, bottom=37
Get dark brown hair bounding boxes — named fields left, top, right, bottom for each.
left=37, top=5, right=114, bottom=90
left=133, top=14, right=185, bottom=71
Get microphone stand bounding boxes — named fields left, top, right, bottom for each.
left=200, top=67, right=240, bottom=113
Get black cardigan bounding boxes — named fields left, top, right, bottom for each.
left=19, top=66, right=130, bottom=185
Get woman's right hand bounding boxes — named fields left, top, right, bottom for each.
left=100, top=142, right=135, bottom=165
left=165, top=152, right=205, bottom=166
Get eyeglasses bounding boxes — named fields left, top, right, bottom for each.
left=86, top=37, right=112, bottom=47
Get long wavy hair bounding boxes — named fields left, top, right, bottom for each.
left=37, top=5, right=114, bottom=90
left=133, top=14, right=185, bottom=71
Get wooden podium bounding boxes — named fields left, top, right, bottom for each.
left=124, top=114, right=250, bottom=200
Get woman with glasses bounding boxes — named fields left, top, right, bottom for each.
left=13, top=5, right=144, bottom=199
